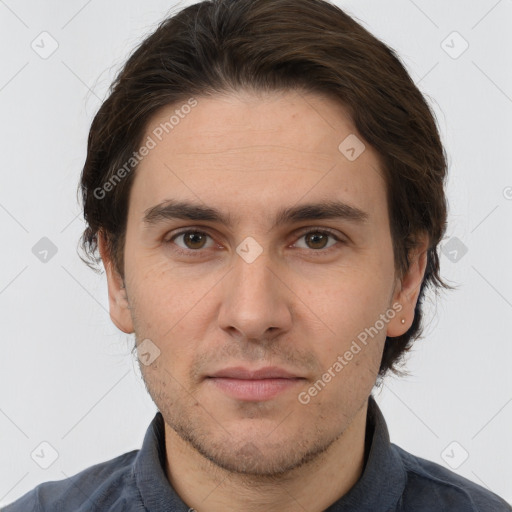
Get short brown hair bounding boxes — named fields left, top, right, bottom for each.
left=78, top=0, right=452, bottom=378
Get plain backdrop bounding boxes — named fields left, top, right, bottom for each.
left=1, top=0, right=511, bottom=507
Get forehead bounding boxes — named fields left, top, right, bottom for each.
left=129, top=91, right=387, bottom=228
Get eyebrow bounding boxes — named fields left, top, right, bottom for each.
left=142, top=199, right=369, bottom=231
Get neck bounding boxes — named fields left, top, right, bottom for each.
left=164, top=401, right=369, bottom=512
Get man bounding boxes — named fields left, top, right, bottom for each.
left=5, top=0, right=511, bottom=510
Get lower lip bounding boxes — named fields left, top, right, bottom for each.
left=208, top=377, right=304, bottom=401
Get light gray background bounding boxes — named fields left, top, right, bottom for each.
left=1, top=0, right=511, bottom=507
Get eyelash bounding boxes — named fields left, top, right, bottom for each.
left=164, top=227, right=345, bottom=258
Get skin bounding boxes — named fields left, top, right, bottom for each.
left=98, top=89, right=428, bottom=512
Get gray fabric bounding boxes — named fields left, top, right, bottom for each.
left=4, top=395, right=511, bottom=511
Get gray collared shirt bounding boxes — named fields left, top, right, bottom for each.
left=4, top=395, right=511, bottom=511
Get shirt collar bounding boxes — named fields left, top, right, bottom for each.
left=134, top=393, right=406, bottom=511
left=133, top=409, right=188, bottom=510
left=325, top=393, right=406, bottom=511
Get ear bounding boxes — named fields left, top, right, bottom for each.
left=386, top=233, right=429, bottom=337
left=97, top=230, right=134, bottom=334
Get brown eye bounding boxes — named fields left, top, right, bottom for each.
left=304, top=232, right=330, bottom=250
left=294, top=229, right=340, bottom=252
left=181, top=231, right=208, bottom=249
left=168, top=230, right=215, bottom=254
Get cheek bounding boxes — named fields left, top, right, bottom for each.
left=126, top=260, right=216, bottom=364
left=127, top=255, right=206, bottom=312
left=306, top=266, right=393, bottom=365
left=316, top=260, right=392, bottom=319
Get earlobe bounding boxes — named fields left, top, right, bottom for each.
left=386, top=236, right=429, bottom=338
left=97, top=231, right=134, bottom=334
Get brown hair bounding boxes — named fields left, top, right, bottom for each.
left=78, top=0, right=453, bottom=378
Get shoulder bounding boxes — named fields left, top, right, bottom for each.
left=393, top=444, right=512, bottom=512
left=2, top=450, right=141, bottom=512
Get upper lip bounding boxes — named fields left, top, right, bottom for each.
left=208, top=366, right=303, bottom=379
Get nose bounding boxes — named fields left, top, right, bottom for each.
left=217, top=247, right=292, bottom=343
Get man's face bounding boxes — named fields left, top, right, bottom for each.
left=102, top=90, right=422, bottom=476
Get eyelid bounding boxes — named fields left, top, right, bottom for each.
left=293, top=226, right=342, bottom=238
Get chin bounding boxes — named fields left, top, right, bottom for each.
left=174, top=420, right=338, bottom=477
